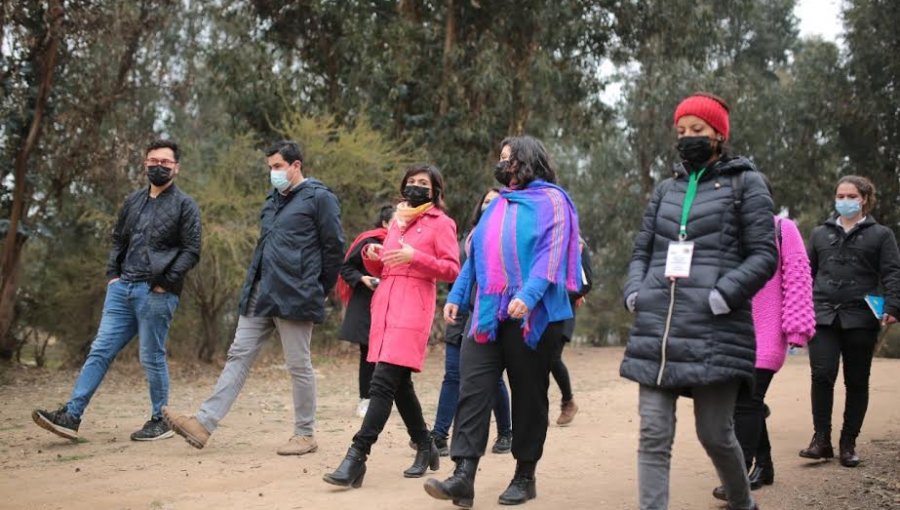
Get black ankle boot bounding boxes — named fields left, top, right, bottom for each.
left=423, top=457, right=478, bottom=508
left=799, top=431, right=834, bottom=459
left=498, top=461, right=537, bottom=505
left=323, top=446, right=367, bottom=488
left=749, top=454, right=774, bottom=488
left=404, top=435, right=440, bottom=478
left=839, top=434, right=860, bottom=467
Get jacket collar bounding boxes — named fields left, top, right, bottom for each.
left=672, top=155, right=756, bottom=180
left=145, top=182, right=178, bottom=198
left=824, top=214, right=876, bottom=232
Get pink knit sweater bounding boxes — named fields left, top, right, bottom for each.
left=751, top=217, right=816, bottom=372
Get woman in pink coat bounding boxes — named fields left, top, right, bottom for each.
left=713, top=214, right=815, bottom=501
left=324, top=164, right=460, bottom=489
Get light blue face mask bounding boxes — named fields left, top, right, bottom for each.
left=270, top=170, right=291, bottom=193
left=835, top=199, right=862, bottom=218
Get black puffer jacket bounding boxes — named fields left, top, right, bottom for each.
left=809, top=215, right=900, bottom=329
left=238, top=179, right=345, bottom=323
left=620, top=156, right=777, bottom=389
left=106, top=184, right=201, bottom=295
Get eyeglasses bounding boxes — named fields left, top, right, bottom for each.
left=144, top=158, right=177, bottom=168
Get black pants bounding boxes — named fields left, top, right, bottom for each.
left=550, top=340, right=573, bottom=402
left=451, top=320, right=562, bottom=462
left=352, top=362, right=428, bottom=455
left=807, top=323, right=878, bottom=439
left=733, top=368, right=775, bottom=469
left=358, top=344, right=376, bottom=399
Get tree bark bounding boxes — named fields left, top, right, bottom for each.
left=438, top=0, right=457, bottom=116
left=0, top=2, right=64, bottom=360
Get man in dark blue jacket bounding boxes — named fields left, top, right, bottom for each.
left=33, top=139, right=202, bottom=442
left=164, top=140, right=344, bottom=456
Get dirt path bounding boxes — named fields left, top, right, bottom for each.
left=2, top=347, right=898, bottom=509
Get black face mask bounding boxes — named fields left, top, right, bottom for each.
left=676, top=136, right=715, bottom=169
left=402, top=185, right=432, bottom=207
left=148, top=165, right=174, bottom=186
left=494, top=160, right=513, bottom=186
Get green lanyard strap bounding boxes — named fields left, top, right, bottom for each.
left=679, top=168, right=706, bottom=240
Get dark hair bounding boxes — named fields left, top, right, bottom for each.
left=374, top=204, right=394, bottom=228
left=836, top=175, right=876, bottom=215
left=265, top=140, right=304, bottom=165
left=145, top=139, right=180, bottom=162
left=401, top=164, right=445, bottom=208
left=471, top=187, right=501, bottom=227
left=499, top=135, right=557, bottom=186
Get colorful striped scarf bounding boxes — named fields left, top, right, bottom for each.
left=469, top=180, right=581, bottom=348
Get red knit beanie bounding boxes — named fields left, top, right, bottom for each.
left=673, top=95, right=730, bottom=141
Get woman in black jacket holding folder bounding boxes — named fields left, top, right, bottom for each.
left=801, top=175, right=900, bottom=467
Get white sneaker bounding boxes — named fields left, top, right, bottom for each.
left=356, top=398, right=370, bottom=418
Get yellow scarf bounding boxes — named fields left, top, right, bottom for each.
left=395, top=202, right=433, bottom=227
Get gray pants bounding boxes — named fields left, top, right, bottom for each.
left=638, top=383, right=754, bottom=510
left=196, top=316, right=316, bottom=436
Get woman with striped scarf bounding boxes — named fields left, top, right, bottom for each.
left=424, top=136, right=581, bottom=508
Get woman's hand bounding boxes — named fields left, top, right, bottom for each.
left=152, top=285, right=167, bottom=294
left=883, top=313, right=897, bottom=325
left=382, top=241, right=414, bottom=266
left=361, top=276, right=378, bottom=290
left=364, top=243, right=383, bottom=261
left=508, top=298, right=529, bottom=319
left=444, top=303, right=459, bottom=324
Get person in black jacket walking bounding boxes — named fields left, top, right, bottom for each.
left=163, top=140, right=344, bottom=456
left=621, top=93, right=776, bottom=510
left=554, top=239, right=592, bottom=426
left=799, top=175, right=900, bottom=468
left=33, top=139, right=201, bottom=442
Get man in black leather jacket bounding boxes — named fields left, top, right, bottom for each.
left=32, top=139, right=202, bottom=442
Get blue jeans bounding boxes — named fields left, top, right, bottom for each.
left=433, top=342, right=511, bottom=438
left=67, top=280, right=179, bottom=420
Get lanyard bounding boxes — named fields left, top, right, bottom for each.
left=678, top=168, right=706, bottom=240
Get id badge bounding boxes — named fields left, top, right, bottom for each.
left=665, top=241, right=694, bottom=279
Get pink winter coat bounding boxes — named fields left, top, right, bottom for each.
left=363, top=207, right=460, bottom=371
left=751, top=217, right=816, bottom=372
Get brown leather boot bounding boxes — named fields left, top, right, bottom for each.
left=839, top=435, right=860, bottom=467
left=799, top=432, right=834, bottom=459
left=556, top=399, right=578, bottom=426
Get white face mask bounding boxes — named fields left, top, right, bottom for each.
left=270, top=170, right=290, bottom=192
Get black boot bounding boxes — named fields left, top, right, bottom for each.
left=498, top=461, right=537, bottom=505
left=404, top=435, right=440, bottom=478
left=839, top=434, right=860, bottom=467
left=423, top=457, right=478, bottom=508
left=799, top=431, right=834, bottom=459
left=749, top=453, right=774, bottom=488
left=323, top=446, right=367, bottom=488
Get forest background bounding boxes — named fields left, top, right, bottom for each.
left=2, top=0, right=899, bottom=367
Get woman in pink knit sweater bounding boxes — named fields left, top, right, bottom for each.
left=713, top=215, right=816, bottom=501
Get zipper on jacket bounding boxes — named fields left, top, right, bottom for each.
left=656, top=279, right=678, bottom=386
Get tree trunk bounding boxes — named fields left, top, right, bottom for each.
left=398, top=0, right=422, bottom=23
left=0, top=2, right=63, bottom=360
left=508, top=41, right=537, bottom=135
left=197, top=304, right=222, bottom=363
left=438, top=0, right=456, bottom=116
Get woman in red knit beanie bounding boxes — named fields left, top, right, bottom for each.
left=620, top=92, right=776, bottom=510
